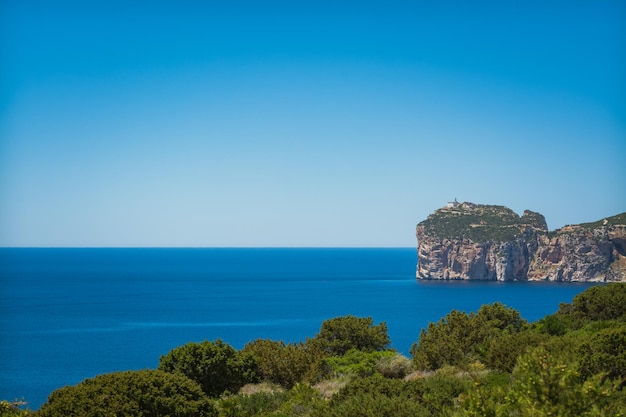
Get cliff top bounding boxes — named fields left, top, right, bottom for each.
left=417, top=202, right=548, bottom=243
left=554, top=212, right=626, bottom=235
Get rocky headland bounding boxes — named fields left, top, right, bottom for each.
left=416, top=201, right=626, bottom=282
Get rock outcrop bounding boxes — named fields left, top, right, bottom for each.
left=416, top=202, right=626, bottom=282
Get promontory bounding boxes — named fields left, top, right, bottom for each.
left=416, top=201, right=626, bottom=282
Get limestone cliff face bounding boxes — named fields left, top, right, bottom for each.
left=416, top=202, right=626, bottom=282
left=527, top=224, right=626, bottom=282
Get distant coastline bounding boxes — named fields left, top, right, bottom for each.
left=416, top=202, right=626, bottom=282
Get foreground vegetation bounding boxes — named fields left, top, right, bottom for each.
left=5, top=284, right=626, bottom=416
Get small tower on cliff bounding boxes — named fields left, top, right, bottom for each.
left=445, top=198, right=459, bottom=209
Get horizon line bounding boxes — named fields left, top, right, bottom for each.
left=0, top=245, right=417, bottom=249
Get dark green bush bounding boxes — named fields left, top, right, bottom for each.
left=578, top=323, right=626, bottom=381
left=217, top=390, right=289, bottom=417
left=158, top=339, right=258, bottom=397
left=556, top=283, right=626, bottom=324
left=411, top=303, right=525, bottom=370
left=325, top=349, right=397, bottom=377
left=308, top=315, right=390, bottom=356
left=484, top=331, right=550, bottom=372
left=36, top=370, right=215, bottom=417
left=242, top=339, right=323, bottom=388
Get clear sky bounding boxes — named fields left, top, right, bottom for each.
left=1, top=1, right=625, bottom=247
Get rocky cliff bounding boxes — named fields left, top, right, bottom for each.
left=416, top=202, right=626, bottom=282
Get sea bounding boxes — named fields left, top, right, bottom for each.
left=0, top=248, right=598, bottom=409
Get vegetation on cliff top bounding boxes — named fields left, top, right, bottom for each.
left=417, top=202, right=547, bottom=243
left=7, top=284, right=625, bottom=417
left=564, top=212, right=626, bottom=231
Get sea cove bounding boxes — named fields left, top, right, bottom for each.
left=0, top=248, right=598, bottom=409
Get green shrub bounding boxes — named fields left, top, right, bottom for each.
left=411, top=303, right=526, bottom=370
left=578, top=323, right=626, bottom=381
left=242, top=339, right=323, bottom=388
left=158, top=339, right=258, bottom=397
left=420, top=372, right=469, bottom=415
left=217, top=390, right=289, bottom=417
left=278, top=383, right=326, bottom=417
left=36, top=370, right=215, bottom=417
left=0, top=400, right=31, bottom=417
left=325, top=349, right=396, bottom=377
left=308, top=315, right=390, bottom=356
left=317, top=391, right=431, bottom=417
left=484, top=331, right=550, bottom=372
left=552, top=283, right=626, bottom=329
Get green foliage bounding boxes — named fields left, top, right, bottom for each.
left=574, top=212, right=626, bottom=230
left=319, top=391, right=431, bottom=417
left=216, top=390, right=289, bottom=417
left=411, top=303, right=526, bottom=370
left=420, top=372, right=470, bottom=415
left=325, top=372, right=467, bottom=417
left=242, top=339, right=323, bottom=388
left=308, top=315, right=390, bottom=356
left=325, top=349, right=396, bottom=377
left=0, top=400, right=31, bottom=417
left=566, top=282, right=626, bottom=322
left=504, top=346, right=623, bottom=416
left=326, top=374, right=427, bottom=416
left=277, top=382, right=326, bottom=417
left=457, top=346, right=626, bottom=417
left=158, top=339, right=258, bottom=397
left=411, top=309, right=473, bottom=370
left=329, top=374, right=423, bottom=405
left=578, top=323, right=626, bottom=381
left=36, top=370, right=216, bottom=417
left=484, top=331, right=550, bottom=372
left=418, top=203, right=540, bottom=243
left=534, top=312, right=575, bottom=335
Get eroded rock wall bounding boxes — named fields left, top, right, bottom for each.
left=416, top=204, right=626, bottom=282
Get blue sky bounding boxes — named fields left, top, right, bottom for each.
left=1, top=1, right=625, bottom=247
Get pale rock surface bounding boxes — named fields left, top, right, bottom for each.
left=416, top=203, right=626, bottom=282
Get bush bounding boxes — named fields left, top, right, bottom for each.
left=329, top=374, right=423, bottom=405
left=217, top=390, right=289, bottom=417
left=309, top=315, right=390, bottom=356
left=158, top=339, right=258, bottom=397
left=484, top=331, right=550, bottom=372
left=557, top=283, right=626, bottom=324
left=242, top=339, right=323, bottom=388
left=317, top=391, right=431, bottom=417
left=36, top=370, right=215, bottom=417
left=278, top=383, right=326, bottom=417
left=578, top=323, right=626, bottom=381
left=375, top=353, right=413, bottom=379
left=410, top=303, right=526, bottom=370
left=0, top=400, right=31, bottom=417
left=325, top=349, right=396, bottom=378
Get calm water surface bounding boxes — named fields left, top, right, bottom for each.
left=0, top=248, right=597, bottom=409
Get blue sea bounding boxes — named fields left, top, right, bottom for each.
left=0, top=248, right=597, bottom=409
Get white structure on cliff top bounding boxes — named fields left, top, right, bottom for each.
left=446, top=198, right=459, bottom=208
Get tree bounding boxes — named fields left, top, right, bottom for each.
left=484, top=331, right=549, bottom=372
left=578, top=324, right=626, bottom=382
left=242, top=339, right=322, bottom=388
left=158, top=339, right=258, bottom=397
left=411, top=303, right=526, bottom=370
left=309, top=315, right=390, bottom=356
left=503, top=346, right=624, bottom=416
left=36, top=370, right=216, bottom=417
left=556, top=283, right=626, bottom=324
